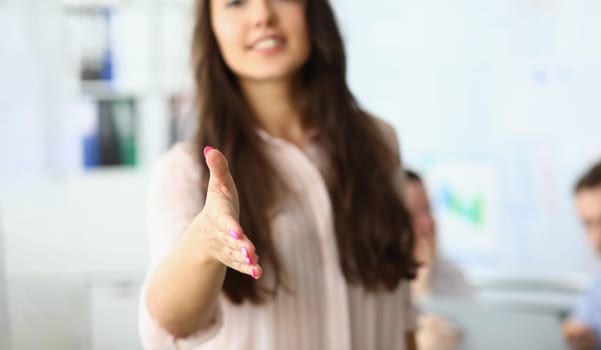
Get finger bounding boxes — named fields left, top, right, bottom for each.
left=223, top=245, right=259, bottom=268
left=233, top=261, right=263, bottom=279
left=220, top=246, right=263, bottom=279
left=225, top=231, right=260, bottom=266
left=213, top=217, right=261, bottom=269
left=217, top=215, right=245, bottom=242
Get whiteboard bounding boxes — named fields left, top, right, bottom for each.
left=332, top=0, right=601, bottom=275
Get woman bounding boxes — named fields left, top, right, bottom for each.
left=139, top=0, right=418, bottom=349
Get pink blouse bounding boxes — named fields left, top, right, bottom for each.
left=138, top=119, right=416, bottom=350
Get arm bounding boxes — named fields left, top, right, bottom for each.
left=563, top=319, right=597, bottom=350
left=141, top=147, right=262, bottom=343
left=562, top=275, right=601, bottom=350
left=145, top=225, right=228, bottom=338
left=416, top=314, right=463, bottom=350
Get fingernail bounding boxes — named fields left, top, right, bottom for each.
left=245, top=256, right=253, bottom=265
left=251, top=268, right=258, bottom=279
left=229, top=229, right=240, bottom=240
left=241, top=247, right=250, bottom=258
left=203, top=146, right=214, bottom=157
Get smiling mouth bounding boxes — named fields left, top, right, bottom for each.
left=251, top=38, right=285, bottom=50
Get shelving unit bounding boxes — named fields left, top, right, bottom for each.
left=61, top=0, right=127, bottom=11
left=48, top=0, right=196, bottom=267
left=2, top=5, right=186, bottom=344
left=61, top=0, right=194, bottom=10
left=60, top=0, right=196, bottom=173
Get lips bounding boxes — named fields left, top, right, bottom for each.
left=252, top=38, right=284, bottom=50
left=248, top=34, right=286, bottom=51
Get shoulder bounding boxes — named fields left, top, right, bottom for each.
left=366, top=114, right=401, bottom=155
left=154, top=142, right=200, bottom=173
left=588, top=270, right=601, bottom=293
left=368, top=115, right=398, bottom=141
left=435, top=258, right=466, bottom=284
left=432, top=257, right=475, bottom=299
left=149, top=142, right=203, bottom=192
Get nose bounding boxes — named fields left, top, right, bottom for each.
left=251, top=0, right=275, bottom=28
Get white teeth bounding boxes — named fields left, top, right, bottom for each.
left=253, top=38, right=281, bottom=50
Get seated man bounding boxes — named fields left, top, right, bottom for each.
left=404, top=170, right=474, bottom=300
left=404, top=169, right=474, bottom=350
left=563, top=161, right=601, bottom=350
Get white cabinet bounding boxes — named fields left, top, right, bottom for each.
left=88, top=280, right=143, bottom=350
left=0, top=214, right=11, bottom=350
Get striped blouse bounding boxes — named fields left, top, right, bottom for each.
left=138, top=118, right=416, bottom=350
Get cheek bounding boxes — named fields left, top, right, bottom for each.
left=592, top=229, right=601, bottom=244
left=410, top=217, right=419, bottom=232
left=212, top=19, right=244, bottom=62
left=284, top=10, right=310, bottom=53
left=413, top=215, right=432, bottom=234
left=587, top=229, right=601, bottom=253
left=426, top=216, right=436, bottom=231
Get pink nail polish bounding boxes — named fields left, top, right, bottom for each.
left=245, top=256, right=253, bottom=265
left=203, top=146, right=214, bottom=157
left=251, top=268, right=258, bottom=279
left=241, top=247, right=250, bottom=258
left=229, top=229, right=240, bottom=240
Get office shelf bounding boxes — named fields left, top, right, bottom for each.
left=61, top=0, right=194, bottom=11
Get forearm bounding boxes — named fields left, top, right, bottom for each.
left=146, top=228, right=226, bottom=338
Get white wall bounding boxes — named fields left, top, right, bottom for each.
left=332, top=0, right=601, bottom=275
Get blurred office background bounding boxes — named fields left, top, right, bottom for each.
left=1, top=0, right=600, bottom=349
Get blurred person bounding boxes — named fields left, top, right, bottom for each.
left=404, top=170, right=474, bottom=301
left=138, top=0, right=419, bottom=349
left=563, top=161, right=601, bottom=350
left=404, top=169, right=475, bottom=350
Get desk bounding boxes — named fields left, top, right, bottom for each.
left=419, top=275, right=584, bottom=350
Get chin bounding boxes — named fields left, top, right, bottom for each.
left=242, top=58, right=306, bottom=81
left=243, top=69, right=298, bottom=82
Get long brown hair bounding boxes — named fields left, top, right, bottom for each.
left=192, top=0, right=417, bottom=304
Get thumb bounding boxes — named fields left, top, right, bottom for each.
left=204, top=146, right=230, bottom=181
left=203, top=146, right=238, bottom=206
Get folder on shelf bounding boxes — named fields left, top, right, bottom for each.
left=82, top=98, right=138, bottom=169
